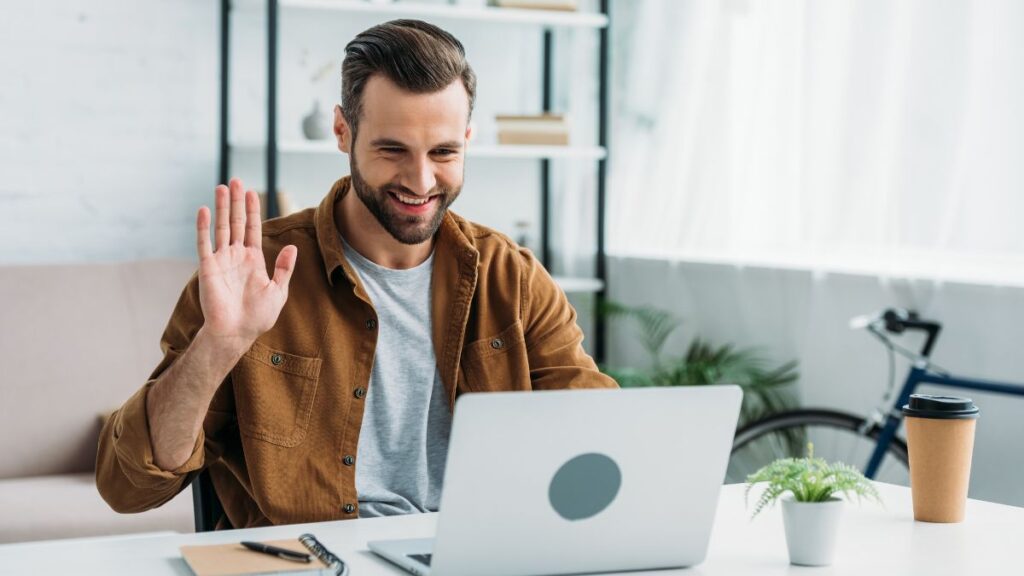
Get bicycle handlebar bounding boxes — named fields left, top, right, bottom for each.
left=851, top=308, right=943, bottom=358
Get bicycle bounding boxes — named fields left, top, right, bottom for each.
left=725, top=308, right=1024, bottom=485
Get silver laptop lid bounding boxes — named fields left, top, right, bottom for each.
left=429, top=385, right=742, bottom=576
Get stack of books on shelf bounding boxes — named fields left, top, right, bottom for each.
left=496, top=114, right=570, bottom=146
left=259, top=190, right=298, bottom=219
left=493, top=0, right=578, bottom=11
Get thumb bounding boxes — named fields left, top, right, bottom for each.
left=271, top=245, right=298, bottom=291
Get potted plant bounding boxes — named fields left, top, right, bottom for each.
left=745, top=443, right=881, bottom=566
left=598, top=300, right=799, bottom=427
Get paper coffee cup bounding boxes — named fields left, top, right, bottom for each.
left=903, top=394, right=979, bottom=523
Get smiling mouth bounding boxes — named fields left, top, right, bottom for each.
left=390, top=191, right=433, bottom=205
left=387, top=188, right=444, bottom=213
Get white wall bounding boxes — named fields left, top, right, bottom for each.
left=0, top=1, right=218, bottom=263
left=0, top=0, right=601, bottom=352
left=0, top=1, right=600, bottom=267
left=607, top=256, right=1024, bottom=507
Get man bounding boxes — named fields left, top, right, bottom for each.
left=97, top=19, right=616, bottom=528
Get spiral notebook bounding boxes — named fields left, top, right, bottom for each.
left=180, top=533, right=348, bottom=576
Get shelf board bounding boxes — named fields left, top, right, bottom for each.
left=553, top=276, right=604, bottom=293
left=275, top=0, right=609, bottom=29
left=231, top=140, right=606, bottom=160
left=469, top=144, right=607, bottom=160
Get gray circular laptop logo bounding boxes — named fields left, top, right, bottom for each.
left=548, top=453, right=621, bottom=521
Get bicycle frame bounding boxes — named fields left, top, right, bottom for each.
left=864, top=365, right=1024, bottom=478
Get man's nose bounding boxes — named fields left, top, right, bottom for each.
left=400, top=155, right=437, bottom=196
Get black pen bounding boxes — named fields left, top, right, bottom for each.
left=241, top=541, right=313, bottom=563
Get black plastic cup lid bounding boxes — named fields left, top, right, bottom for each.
left=902, top=394, right=979, bottom=419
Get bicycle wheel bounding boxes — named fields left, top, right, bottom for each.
left=726, top=409, right=909, bottom=486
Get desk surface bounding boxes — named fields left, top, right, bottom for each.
left=1, top=482, right=1020, bottom=575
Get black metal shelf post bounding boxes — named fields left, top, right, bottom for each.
left=219, top=0, right=230, bottom=186
left=266, top=0, right=280, bottom=218
left=539, top=10, right=609, bottom=363
left=594, top=0, right=610, bottom=362
left=219, top=0, right=281, bottom=218
left=540, top=29, right=553, bottom=268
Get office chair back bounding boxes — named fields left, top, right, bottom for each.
left=191, top=469, right=228, bottom=532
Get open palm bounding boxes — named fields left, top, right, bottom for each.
left=196, top=179, right=297, bottom=349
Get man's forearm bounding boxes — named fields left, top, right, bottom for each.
left=146, top=327, right=250, bottom=471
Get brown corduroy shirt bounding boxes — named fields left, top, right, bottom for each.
left=96, top=176, right=617, bottom=528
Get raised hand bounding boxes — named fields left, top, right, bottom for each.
left=195, top=179, right=297, bottom=352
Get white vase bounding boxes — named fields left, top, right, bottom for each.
left=781, top=496, right=843, bottom=566
left=301, top=100, right=330, bottom=140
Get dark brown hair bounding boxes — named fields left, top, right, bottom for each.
left=341, top=19, right=477, bottom=140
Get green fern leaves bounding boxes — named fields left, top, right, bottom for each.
left=598, top=300, right=799, bottom=426
left=744, top=443, right=882, bottom=519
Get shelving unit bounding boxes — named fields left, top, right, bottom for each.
left=218, top=0, right=610, bottom=360
left=279, top=0, right=608, bottom=28
left=232, top=140, right=608, bottom=160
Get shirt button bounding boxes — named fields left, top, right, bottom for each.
left=343, top=503, right=355, bottom=514
left=490, top=338, right=504, bottom=350
left=354, top=387, right=366, bottom=399
left=343, top=455, right=354, bottom=466
left=366, top=318, right=377, bottom=330
left=270, top=354, right=283, bottom=366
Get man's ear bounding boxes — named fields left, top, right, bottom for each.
left=465, top=122, right=474, bottom=144
left=334, top=105, right=351, bottom=154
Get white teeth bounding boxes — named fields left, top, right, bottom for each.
left=395, top=193, right=431, bottom=205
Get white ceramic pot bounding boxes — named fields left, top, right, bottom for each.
left=781, top=496, right=843, bottom=566
left=301, top=100, right=330, bottom=140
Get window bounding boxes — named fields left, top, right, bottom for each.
left=608, top=0, right=1024, bottom=286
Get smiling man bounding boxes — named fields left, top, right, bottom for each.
left=96, top=19, right=616, bottom=528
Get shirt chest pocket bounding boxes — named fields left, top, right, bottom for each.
left=233, top=341, right=322, bottom=447
left=459, top=321, right=531, bottom=393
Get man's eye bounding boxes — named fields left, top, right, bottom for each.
left=381, top=147, right=404, bottom=153
left=433, top=149, right=457, bottom=156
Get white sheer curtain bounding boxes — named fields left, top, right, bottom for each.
left=608, top=0, right=1024, bottom=286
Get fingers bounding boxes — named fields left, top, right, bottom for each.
left=243, top=189, right=262, bottom=249
left=214, top=184, right=229, bottom=250
left=196, top=206, right=212, bottom=259
left=229, top=178, right=245, bottom=245
left=271, top=245, right=298, bottom=291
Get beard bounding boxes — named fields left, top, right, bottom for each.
left=349, top=153, right=461, bottom=245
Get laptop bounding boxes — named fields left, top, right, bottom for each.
left=368, top=385, right=742, bottom=576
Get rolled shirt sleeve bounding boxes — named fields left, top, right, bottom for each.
left=95, top=274, right=213, bottom=513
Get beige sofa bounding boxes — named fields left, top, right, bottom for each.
left=0, top=260, right=198, bottom=543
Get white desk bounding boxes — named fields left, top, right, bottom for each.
left=1, top=482, right=1020, bottom=575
